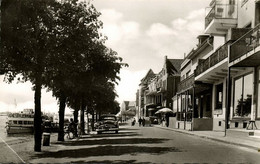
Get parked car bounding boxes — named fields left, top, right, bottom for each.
left=95, top=114, right=119, bottom=134
left=149, top=116, right=158, bottom=124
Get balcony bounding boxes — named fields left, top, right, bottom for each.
left=229, top=24, right=260, bottom=67
left=177, top=75, right=195, bottom=93
left=205, top=4, right=237, bottom=35
left=195, top=43, right=228, bottom=83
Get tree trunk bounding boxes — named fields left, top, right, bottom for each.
left=74, top=109, right=79, bottom=123
left=34, top=77, right=42, bottom=152
left=86, top=108, right=90, bottom=133
left=80, top=98, right=86, bottom=135
left=58, top=92, right=66, bottom=141
left=91, top=109, right=95, bottom=130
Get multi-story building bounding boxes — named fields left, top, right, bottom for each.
left=138, top=56, right=182, bottom=118
left=203, top=0, right=260, bottom=131
left=120, top=101, right=136, bottom=121
left=173, top=0, right=260, bottom=132
left=227, top=0, right=260, bottom=129
left=136, top=69, right=156, bottom=118
left=174, top=35, right=217, bottom=131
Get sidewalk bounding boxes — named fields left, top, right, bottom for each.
left=153, top=125, right=260, bottom=151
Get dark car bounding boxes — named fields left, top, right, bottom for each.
left=95, top=114, right=119, bottom=134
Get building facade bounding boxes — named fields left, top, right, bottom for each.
left=136, top=69, right=156, bottom=118
left=136, top=56, right=182, bottom=120
left=172, top=0, right=260, bottom=132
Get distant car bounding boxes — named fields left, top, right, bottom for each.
left=149, top=116, right=158, bottom=124
left=95, top=114, right=119, bottom=134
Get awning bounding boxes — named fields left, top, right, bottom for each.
left=155, top=108, right=173, bottom=114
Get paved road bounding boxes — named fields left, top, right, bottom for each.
left=22, top=124, right=260, bottom=163
left=0, top=136, right=26, bottom=163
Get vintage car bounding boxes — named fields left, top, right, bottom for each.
left=95, top=114, right=119, bottom=134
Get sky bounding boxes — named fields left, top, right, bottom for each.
left=0, top=0, right=211, bottom=113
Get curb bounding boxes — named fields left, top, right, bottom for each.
left=153, top=125, right=260, bottom=151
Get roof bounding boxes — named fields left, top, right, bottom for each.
left=167, top=59, right=183, bottom=75
left=140, top=69, right=156, bottom=85
left=128, top=101, right=136, bottom=107
left=123, top=101, right=129, bottom=107
left=186, top=36, right=213, bottom=60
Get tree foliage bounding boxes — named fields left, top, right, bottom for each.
left=1, top=0, right=126, bottom=151
left=235, top=95, right=252, bottom=117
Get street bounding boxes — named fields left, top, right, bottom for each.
left=1, top=122, right=258, bottom=163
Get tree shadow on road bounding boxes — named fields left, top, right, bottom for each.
left=34, top=145, right=182, bottom=159
left=119, top=128, right=140, bottom=131
left=74, top=159, right=152, bottom=164
left=84, top=131, right=141, bottom=138
left=55, top=138, right=169, bottom=146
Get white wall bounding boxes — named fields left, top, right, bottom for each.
left=237, top=0, right=255, bottom=27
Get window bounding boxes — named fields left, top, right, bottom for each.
left=206, top=94, right=211, bottom=111
left=233, top=73, right=253, bottom=117
left=181, top=94, right=186, bottom=112
left=173, top=97, right=177, bottom=113
left=186, top=71, right=190, bottom=78
left=257, top=70, right=260, bottom=117
left=215, top=83, right=223, bottom=109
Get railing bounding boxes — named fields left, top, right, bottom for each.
left=177, top=75, right=195, bottom=93
left=230, top=24, right=260, bottom=62
left=195, top=43, right=228, bottom=77
left=205, top=4, right=237, bottom=29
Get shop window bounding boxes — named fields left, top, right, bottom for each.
left=235, top=122, right=239, bottom=128
left=215, top=83, right=223, bottom=109
left=243, top=122, right=247, bottom=128
left=181, top=95, right=186, bottom=112
left=206, top=94, right=211, bottom=111
left=257, top=69, right=260, bottom=118
left=233, top=73, right=253, bottom=118
left=173, top=97, right=177, bottom=113
left=177, top=96, right=181, bottom=112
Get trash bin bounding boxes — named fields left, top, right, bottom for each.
left=43, top=132, right=50, bottom=146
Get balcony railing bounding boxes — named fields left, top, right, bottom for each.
left=230, top=24, right=260, bottom=62
left=205, top=4, right=237, bottom=29
left=195, top=43, right=228, bottom=77
left=177, top=75, right=195, bottom=93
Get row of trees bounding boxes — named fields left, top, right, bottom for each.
left=1, top=0, right=126, bottom=152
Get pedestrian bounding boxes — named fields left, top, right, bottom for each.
left=142, top=117, right=145, bottom=127
left=166, top=114, right=169, bottom=127
left=138, top=117, right=142, bottom=127
left=68, top=118, right=76, bottom=138
left=132, top=118, right=136, bottom=126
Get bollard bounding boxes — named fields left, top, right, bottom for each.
left=43, top=132, right=51, bottom=146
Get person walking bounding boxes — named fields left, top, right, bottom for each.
left=138, top=117, right=142, bottom=127
left=132, top=118, right=136, bottom=126
left=68, top=118, right=76, bottom=138
left=142, top=117, right=145, bottom=127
